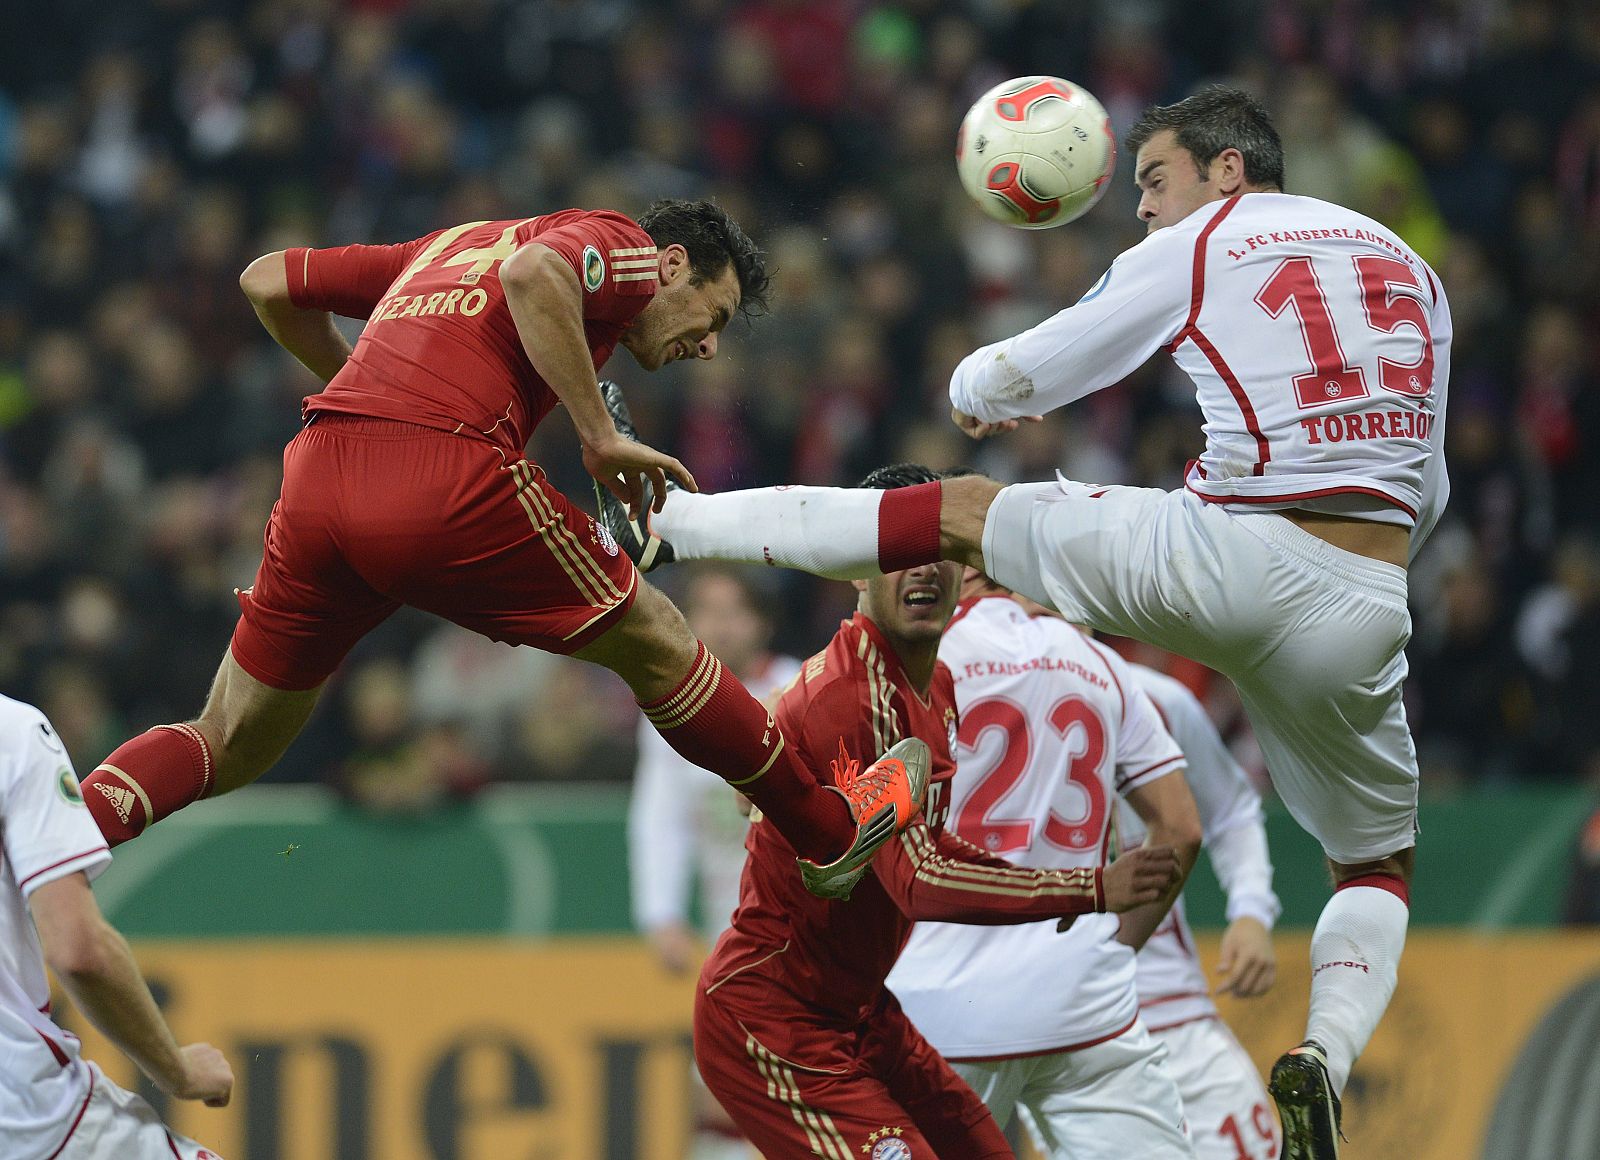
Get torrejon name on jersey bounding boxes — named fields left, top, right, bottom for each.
left=887, top=596, right=1185, bottom=1058
left=0, top=696, right=112, bottom=1158
left=290, top=210, right=658, bottom=456
left=949, top=193, right=1453, bottom=552
left=699, top=612, right=1107, bottom=1023
left=1117, top=665, right=1280, bottom=1034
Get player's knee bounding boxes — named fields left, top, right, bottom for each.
left=586, top=581, right=696, bottom=686
left=1328, top=845, right=1414, bottom=886
left=939, top=474, right=1002, bottom=568
left=194, top=654, right=322, bottom=789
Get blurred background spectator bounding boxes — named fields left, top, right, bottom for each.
left=0, top=0, right=1595, bottom=800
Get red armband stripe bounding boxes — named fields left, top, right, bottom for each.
left=284, top=247, right=312, bottom=309
left=877, top=482, right=943, bottom=572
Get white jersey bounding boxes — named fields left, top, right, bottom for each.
left=888, top=596, right=1184, bottom=1057
left=0, top=696, right=112, bottom=1158
left=950, top=192, right=1453, bottom=552
left=627, top=655, right=801, bottom=940
left=1118, top=667, right=1280, bottom=1033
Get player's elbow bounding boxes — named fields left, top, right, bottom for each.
left=1160, top=811, right=1204, bottom=868
left=239, top=251, right=290, bottom=307
left=41, top=915, right=121, bottom=981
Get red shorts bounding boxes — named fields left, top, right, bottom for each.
left=231, top=415, right=638, bottom=690
left=693, top=971, right=1010, bottom=1160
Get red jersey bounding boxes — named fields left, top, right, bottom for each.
left=287, top=210, right=658, bottom=456
left=700, top=612, right=1105, bottom=1021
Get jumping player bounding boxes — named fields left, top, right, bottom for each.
left=1119, top=663, right=1282, bottom=1160
left=605, top=90, right=1450, bottom=1158
left=1, top=695, right=231, bottom=1159
left=80, top=201, right=923, bottom=900
left=692, top=465, right=1182, bottom=1160
left=886, top=573, right=1203, bottom=1159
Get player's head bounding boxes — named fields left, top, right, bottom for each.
left=939, top=466, right=1056, bottom=612
left=621, top=199, right=772, bottom=371
left=853, top=464, right=961, bottom=649
left=680, top=564, right=775, bottom=675
left=1126, top=86, right=1284, bottom=234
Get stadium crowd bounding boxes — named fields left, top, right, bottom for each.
left=0, top=0, right=1597, bottom=805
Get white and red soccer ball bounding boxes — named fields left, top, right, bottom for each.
left=956, top=76, right=1116, bottom=229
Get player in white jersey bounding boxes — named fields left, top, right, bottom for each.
left=0, top=695, right=232, bottom=1159
left=598, top=85, right=1444, bottom=1159
left=887, top=576, right=1203, bottom=1159
left=1121, top=665, right=1283, bottom=1160
left=626, top=565, right=798, bottom=1160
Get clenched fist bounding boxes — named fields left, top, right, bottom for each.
left=1102, top=844, right=1181, bottom=911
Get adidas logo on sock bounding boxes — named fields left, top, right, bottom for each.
left=94, top=783, right=135, bottom=825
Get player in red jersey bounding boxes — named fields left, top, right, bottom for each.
left=78, top=201, right=920, bottom=897
left=694, top=465, right=1182, bottom=1159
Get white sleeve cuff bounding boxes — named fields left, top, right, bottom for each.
left=1223, top=891, right=1281, bottom=930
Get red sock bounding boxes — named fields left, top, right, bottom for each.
left=81, top=724, right=215, bottom=846
left=1338, top=871, right=1410, bottom=906
left=878, top=480, right=943, bottom=571
left=640, top=643, right=851, bottom=861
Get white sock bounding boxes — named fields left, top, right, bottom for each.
left=1304, top=883, right=1409, bottom=1095
left=653, top=487, right=886, bottom=579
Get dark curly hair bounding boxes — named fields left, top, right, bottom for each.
left=1126, top=85, right=1285, bottom=191
left=858, top=463, right=942, bottom=490
left=637, top=198, right=772, bottom=320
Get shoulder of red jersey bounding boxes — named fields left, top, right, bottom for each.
left=777, top=629, right=906, bottom=768
left=523, top=209, right=660, bottom=316
left=931, top=658, right=957, bottom=711
left=776, top=640, right=860, bottom=728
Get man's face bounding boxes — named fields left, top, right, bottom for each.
left=685, top=572, right=769, bottom=673
left=1134, top=129, right=1231, bottom=234
left=619, top=245, right=741, bottom=371
left=857, top=560, right=963, bottom=647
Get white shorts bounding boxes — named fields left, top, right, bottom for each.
left=952, top=1021, right=1193, bottom=1160
left=983, top=481, right=1418, bottom=863
left=1153, top=1018, right=1279, bottom=1160
left=54, top=1063, right=222, bottom=1160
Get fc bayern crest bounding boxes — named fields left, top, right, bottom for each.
left=864, top=1127, right=912, bottom=1158
left=591, top=518, right=620, bottom=557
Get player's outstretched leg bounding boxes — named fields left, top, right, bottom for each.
left=575, top=581, right=926, bottom=895
left=1272, top=852, right=1412, bottom=1160
left=593, top=381, right=956, bottom=579
left=81, top=651, right=322, bottom=845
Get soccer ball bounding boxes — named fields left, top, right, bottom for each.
left=956, top=76, right=1116, bottom=229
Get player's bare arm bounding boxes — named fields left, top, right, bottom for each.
left=500, top=241, right=696, bottom=519
left=239, top=250, right=353, bottom=383
left=30, top=872, right=234, bottom=1106
left=1114, top=770, right=1203, bottom=950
